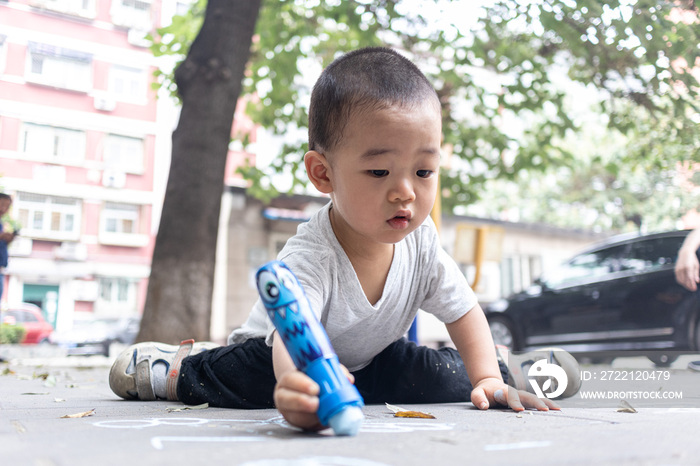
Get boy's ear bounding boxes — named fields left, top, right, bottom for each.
left=304, top=150, right=333, bottom=194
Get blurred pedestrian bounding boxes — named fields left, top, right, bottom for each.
left=0, top=193, right=16, bottom=304
left=675, top=228, right=700, bottom=371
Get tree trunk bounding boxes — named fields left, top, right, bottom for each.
left=137, top=0, right=261, bottom=344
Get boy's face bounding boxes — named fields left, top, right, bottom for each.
left=321, top=100, right=442, bottom=248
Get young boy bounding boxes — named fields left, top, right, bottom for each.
left=110, top=47, right=568, bottom=430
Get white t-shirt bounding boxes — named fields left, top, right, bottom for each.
left=228, top=202, right=477, bottom=371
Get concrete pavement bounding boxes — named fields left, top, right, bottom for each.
left=1, top=344, right=699, bottom=466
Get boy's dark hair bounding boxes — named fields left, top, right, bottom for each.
left=0, top=193, right=11, bottom=202
left=308, top=47, right=439, bottom=154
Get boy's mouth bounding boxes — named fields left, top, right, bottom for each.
left=387, top=211, right=412, bottom=229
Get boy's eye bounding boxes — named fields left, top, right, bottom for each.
left=369, top=170, right=389, bottom=177
left=417, top=170, right=433, bottom=178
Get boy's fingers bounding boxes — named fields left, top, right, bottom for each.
left=278, top=371, right=320, bottom=396
left=340, top=364, right=355, bottom=384
left=544, top=398, right=561, bottom=410
left=274, top=387, right=319, bottom=417
left=274, top=388, right=323, bottom=431
left=506, top=387, right=525, bottom=412
left=274, top=374, right=322, bottom=431
left=514, top=389, right=559, bottom=411
left=470, top=387, right=489, bottom=410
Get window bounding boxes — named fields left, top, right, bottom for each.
left=623, top=236, right=687, bottom=273
left=15, top=192, right=81, bottom=241
left=21, top=123, right=86, bottom=164
left=161, top=0, right=195, bottom=27
left=104, top=134, right=144, bottom=173
left=111, top=0, right=152, bottom=30
left=29, top=0, right=97, bottom=18
left=542, top=245, right=627, bottom=290
left=109, top=65, right=146, bottom=102
left=98, top=202, right=148, bottom=247
left=6, top=310, right=39, bottom=323
left=102, top=203, right=139, bottom=235
left=98, top=277, right=134, bottom=304
left=501, top=255, right=542, bottom=297
left=26, top=43, right=92, bottom=92
left=97, top=277, right=138, bottom=314
left=175, top=0, right=194, bottom=16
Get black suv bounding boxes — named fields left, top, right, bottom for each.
left=485, top=229, right=700, bottom=366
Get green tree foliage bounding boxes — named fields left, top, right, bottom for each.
left=152, top=0, right=699, bottom=223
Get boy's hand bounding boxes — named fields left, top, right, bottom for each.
left=273, top=364, right=356, bottom=431
left=470, top=377, right=560, bottom=412
left=274, top=370, right=324, bottom=431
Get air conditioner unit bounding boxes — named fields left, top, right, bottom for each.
left=54, top=242, right=88, bottom=261
left=29, top=0, right=51, bottom=8
left=102, top=170, right=126, bottom=188
left=94, top=96, right=116, bottom=112
left=127, top=29, right=151, bottom=48
left=72, top=280, right=99, bottom=301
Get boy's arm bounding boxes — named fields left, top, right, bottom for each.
left=445, top=304, right=503, bottom=407
left=446, top=304, right=555, bottom=412
left=271, top=332, right=324, bottom=430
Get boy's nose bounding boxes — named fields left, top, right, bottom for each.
left=389, top=178, right=416, bottom=202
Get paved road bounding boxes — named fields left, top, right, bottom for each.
left=1, top=345, right=699, bottom=466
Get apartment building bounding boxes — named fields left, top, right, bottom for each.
left=0, top=0, right=254, bottom=333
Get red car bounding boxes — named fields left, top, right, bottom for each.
left=1, top=304, right=54, bottom=344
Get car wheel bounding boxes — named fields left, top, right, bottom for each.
left=489, top=317, right=517, bottom=350
left=647, top=353, right=678, bottom=367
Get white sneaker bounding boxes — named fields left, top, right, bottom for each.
left=109, top=339, right=218, bottom=401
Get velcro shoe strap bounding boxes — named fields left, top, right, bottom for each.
left=166, top=339, right=195, bottom=401
left=136, top=359, right=156, bottom=401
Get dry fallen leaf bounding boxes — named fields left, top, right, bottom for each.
left=385, top=403, right=405, bottom=413
left=11, top=420, right=26, bottom=434
left=394, top=411, right=437, bottom=419
left=61, top=409, right=95, bottom=419
left=385, top=402, right=435, bottom=419
left=616, top=400, right=637, bottom=414
left=166, top=403, right=209, bottom=412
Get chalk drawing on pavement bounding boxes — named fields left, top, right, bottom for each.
left=94, top=416, right=454, bottom=434
left=93, top=415, right=456, bottom=449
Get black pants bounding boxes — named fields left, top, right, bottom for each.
left=177, top=337, right=508, bottom=409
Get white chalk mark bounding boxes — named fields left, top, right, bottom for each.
left=93, top=417, right=272, bottom=429
left=483, top=440, right=552, bottom=451
left=360, top=420, right=454, bottom=433
left=151, top=436, right=267, bottom=450
left=239, top=457, right=391, bottom=466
